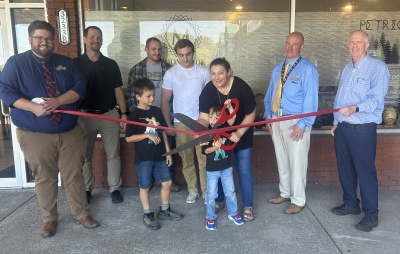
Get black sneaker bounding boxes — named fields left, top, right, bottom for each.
left=143, top=212, right=160, bottom=230
left=111, top=190, right=123, bottom=204
left=355, top=217, right=378, bottom=232
left=331, top=204, right=361, bottom=216
left=86, top=191, right=92, bottom=204
left=157, top=207, right=184, bottom=221
left=215, top=202, right=226, bottom=214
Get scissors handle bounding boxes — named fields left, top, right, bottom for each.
left=216, top=98, right=239, bottom=125
left=214, top=132, right=237, bottom=151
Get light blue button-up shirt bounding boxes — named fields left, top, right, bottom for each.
left=333, top=54, right=389, bottom=125
left=264, top=56, right=319, bottom=131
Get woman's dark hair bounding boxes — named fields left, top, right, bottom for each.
left=209, top=57, right=231, bottom=72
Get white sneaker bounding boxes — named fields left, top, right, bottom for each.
left=186, top=192, right=199, bottom=204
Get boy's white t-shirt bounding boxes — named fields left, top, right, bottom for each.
left=162, top=63, right=210, bottom=121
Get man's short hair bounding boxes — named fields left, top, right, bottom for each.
left=146, top=37, right=161, bottom=48
left=84, top=26, right=102, bottom=37
left=348, top=30, right=369, bottom=44
left=174, top=39, right=195, bottom=53
left=28, top=20, right=55, bottom=37
left=134, top=77, right=155, bottom=96
left=288, top=31, right=304, bottom=44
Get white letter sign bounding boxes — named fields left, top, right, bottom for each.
left=57, top=9, right=70, bottom=45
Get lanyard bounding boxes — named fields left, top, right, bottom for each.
left=280, top=56, right=302, bottom=86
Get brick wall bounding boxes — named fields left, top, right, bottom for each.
left=46, top=0, right=81, bottom=58
left=91, top=133, right=400, bottom=191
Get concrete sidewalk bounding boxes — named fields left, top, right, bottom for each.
left=0, top=184, right=399, bottom=254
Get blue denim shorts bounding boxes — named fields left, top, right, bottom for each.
left=136, top=160, right=171, bottom=189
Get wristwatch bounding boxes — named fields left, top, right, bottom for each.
left=355, top=106, right=359, bottom=112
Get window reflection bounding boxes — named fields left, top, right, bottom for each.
left=85, top=12, right=290, bottom=95
left=83, top=0, right=400, bottom=111
left=297, top=0, right=400, bottom=109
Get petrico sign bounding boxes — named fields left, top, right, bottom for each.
left=57, top=9, right=70, bottom=45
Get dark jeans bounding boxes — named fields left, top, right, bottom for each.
left=334, top=122, right=379, bottom=218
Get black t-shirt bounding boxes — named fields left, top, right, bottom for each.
left=125, top=106, right=168, bottom=164
left=199, top=76, right=256, bottom=151
left=202, top=122, right=236, bottom=171
left=74, top=53, right=123, bottom=109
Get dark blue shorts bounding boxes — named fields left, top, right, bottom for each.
left=136, top=160, right=171, bottom=189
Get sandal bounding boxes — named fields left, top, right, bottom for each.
left=243, top=208, right=254, bottom=222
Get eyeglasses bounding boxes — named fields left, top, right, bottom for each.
left=32, top=36, right=55, bottom=43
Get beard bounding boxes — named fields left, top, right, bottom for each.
left=31, top=44, right=53, bottom=59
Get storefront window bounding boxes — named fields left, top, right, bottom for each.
left=83, top=0, right=400, bottom=112
left=83, top=0, right=290, bottom=96
left=296, top=0, right=400, bottom=109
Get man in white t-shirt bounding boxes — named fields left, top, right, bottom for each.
left=161, top=39, right=210, bottom=204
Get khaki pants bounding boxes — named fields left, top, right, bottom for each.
left=174, top=122, right=207, bottom=195
left=17, top=124, right=89, bottom=223
left=78, top=109, right=122, bottom=192
left=271, top=115, right=311, bottom=207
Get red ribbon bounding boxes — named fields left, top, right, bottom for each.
left=54, top=108, right=339, bottom=137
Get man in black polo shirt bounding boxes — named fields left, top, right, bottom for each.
left=74, top=26, right=128, bottom=204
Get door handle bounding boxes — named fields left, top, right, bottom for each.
left=1, top=100, right=10, bottom=116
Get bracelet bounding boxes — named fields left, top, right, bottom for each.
left=121, top=112, right=129, bottom=116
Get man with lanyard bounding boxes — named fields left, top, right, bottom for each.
left=0, top=20, right=99, bottom=237
left=330, top=30, right=389, bottom=232
left=126, top=37, right=180, bottom=192
left=264, top=32, right=319, bottom=214
left=74, top=26, right=127, bottom=204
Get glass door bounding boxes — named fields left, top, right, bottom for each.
left=0, top=8, right=23, bottom=188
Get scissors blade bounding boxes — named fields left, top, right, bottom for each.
left=174, top=113, right=209, bottom=132
left=163, top=134, right=215, bottom=156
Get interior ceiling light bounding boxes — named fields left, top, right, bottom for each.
left=345, top=5, right=352, bottom=9
left=235, top=5, right=243, bottom=10
left=120, top=6, right=128, bottom=10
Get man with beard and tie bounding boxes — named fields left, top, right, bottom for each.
left=74, top=26, right=128, bottom=204
left=0, top=20, right=99, bottom=237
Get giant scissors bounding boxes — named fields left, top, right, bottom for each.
left=163, top=98, right=239, bottom=156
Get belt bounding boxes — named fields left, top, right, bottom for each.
left=78, top=108, right=113, bottom=114
left=273, top=113, right=292, bottom=117
left=274, top=114, right=291, bottom=117
left=340, top=122, right=376, bottom=129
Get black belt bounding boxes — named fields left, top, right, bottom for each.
left=78, top=108, right=113, bottom=114
left=340, top=122, right=376, bottom=129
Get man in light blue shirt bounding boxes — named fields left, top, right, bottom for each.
left=331, top=30, right=389, bottom=232
left=264, top=32, right=319, bottom=214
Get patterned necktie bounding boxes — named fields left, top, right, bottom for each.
left=272, top=63, right=290, bottom=113
left=41, top=60, right=62, bottom=125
